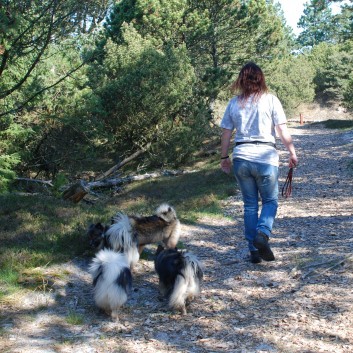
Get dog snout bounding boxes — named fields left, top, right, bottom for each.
left=90, top=238, right=100, bottom=248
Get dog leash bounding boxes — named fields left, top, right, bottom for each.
left=281, top=167, right=293, bottom=198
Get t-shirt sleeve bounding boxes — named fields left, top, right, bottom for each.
left=272, top=95, right=287, bottom=125
left=220, top=100, right=234, bottom=130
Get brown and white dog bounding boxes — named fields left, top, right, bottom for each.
left=87, top=203, right=181, bottom=257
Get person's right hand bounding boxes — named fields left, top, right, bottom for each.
left=221, top=157, right=232, bottom=174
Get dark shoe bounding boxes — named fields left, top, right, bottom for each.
left=254, top=232, right=275, bottom=261
left=250, top=250, right=262, bottom=264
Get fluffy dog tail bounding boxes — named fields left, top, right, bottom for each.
left=105, top=213, right=139, bottom=267
left=169, top=252, right=203, bottom=314
left=89, top=249, right=132, bottom=320
left=108, top=213, right=133, bottom=250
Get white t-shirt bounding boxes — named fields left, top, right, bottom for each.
left=220, top=93, right=287, bottom=166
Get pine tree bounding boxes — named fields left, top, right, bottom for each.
left=297, top=0, right=337, bottom=46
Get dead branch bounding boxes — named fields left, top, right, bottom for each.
left=15, top=177, right=54, bottom=187
left=61, top=176, right=135, bottom=203
left=301, top=254, right=353, bottom=279
left=14, top=167, right=196, bottom=203
left=221, top=260, right=240, bottom=266
left=95, top=143, right=151, bottom=181
left=61, top=144, right=151, bottom=203
left=62, top=169, right=197, bottom=203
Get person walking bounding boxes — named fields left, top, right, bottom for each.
left=220, top=62, right=298, bottom=263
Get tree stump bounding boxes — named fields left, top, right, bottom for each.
left=62, top=180, right=90, bottom=203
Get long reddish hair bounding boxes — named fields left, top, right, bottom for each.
left=230, top=62, right=268, bottom=104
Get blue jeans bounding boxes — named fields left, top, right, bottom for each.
left=233, top=159, right=279, bottom=251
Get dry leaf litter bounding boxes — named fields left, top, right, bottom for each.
left=1, top=111, right=353, bottom=353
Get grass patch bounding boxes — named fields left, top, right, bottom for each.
left=0, top=160, right=237, bottom=300
left=117, top=163, right=236, bottom=223
left=0, top=268, right=19, bottom=301
left=16, top=267, right=63, bottom=293
left=319, top=119, right=353, bottom=130
left=66, top=310, right=85, bottom=325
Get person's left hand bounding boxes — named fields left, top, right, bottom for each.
left=289, top=153, right=298, bottom=168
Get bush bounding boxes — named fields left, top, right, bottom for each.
left=86, top=24, right=211, bottom=169
left=265, top=55, right=315, bottom=116
left=0, top=154, right=20, bottom=193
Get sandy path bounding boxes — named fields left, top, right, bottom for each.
left=1, top=121, right=353, bottom=353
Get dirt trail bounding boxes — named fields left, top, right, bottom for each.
left=1, top=119, right=353, bottom=353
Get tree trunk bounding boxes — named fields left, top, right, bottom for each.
left=62, top=180, right=90, bottom=203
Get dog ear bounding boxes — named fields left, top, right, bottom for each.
left=89, top=223, right=104, bottom=232
left=96, top=223, right=105, bottom=231
left=156, top=244, right=164, bottom=254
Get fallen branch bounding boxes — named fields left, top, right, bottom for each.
left=301, top=254, right=353, bottom=279
left=93, top=170, right=196, bottom=187
left=62, top=169, right=197, bottom=203
left=95, top=143, right=151, bottom=181
left=15, top=177, right=53, bottom=187
left=300, top=259, right=340, bottom=270
left=61, top=174, right=157, bottom=203
left=221, top=260, right=240, bottom=266
left=14, top=168, right=196, bottom=203
left=62, top=144, right=152, bottom=203
left=314, top=254, right=353, bottom=276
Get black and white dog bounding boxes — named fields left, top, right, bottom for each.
left=87, top=214, right=140, bottom=269
left=154, top=245, right=203, bottom=315
left=88, top=248, right=133, bottom=320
